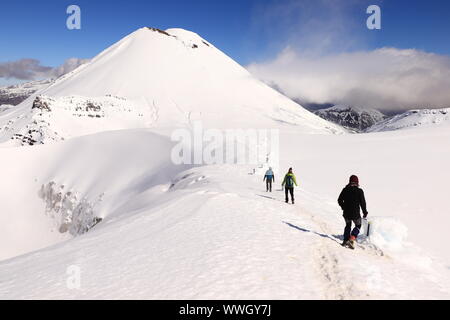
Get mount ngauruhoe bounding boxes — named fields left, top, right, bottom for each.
left=1, top=28, right=449, bottom=300
left=0, top=28, right=342, bottom=146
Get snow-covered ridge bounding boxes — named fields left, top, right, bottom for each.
left=2, top=136, right=450, bottom=298
left=368, top=108, right=450, bottom=132
left=0, top=94, right=151, bottom=146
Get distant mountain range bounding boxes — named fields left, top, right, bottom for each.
left=313, top=105, right=387, bottom=132
left=311, top=104, right=450, bottom=132
left=0, top=79, right=54, bottom=107
left=367, top=108, right=450, bottom=132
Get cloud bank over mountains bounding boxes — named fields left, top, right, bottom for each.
left=0, top=58, right=89, bottom=81
left=247, top=0, right=450, bottom=112
left=248, top=47, right=450, bottom=112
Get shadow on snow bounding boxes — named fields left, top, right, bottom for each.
left=255, top=193, right=344, bottom=244
left=283, top=221, right=342, bottom=244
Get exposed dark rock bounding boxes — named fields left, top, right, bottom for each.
left=146, top=27, right=172, bottom=37
left=86, top=102, right=101, bottom=112
left=32, top=96, right=51, bottom=112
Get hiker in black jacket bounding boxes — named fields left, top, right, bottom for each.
left=338, top=175, right=368, bottom=249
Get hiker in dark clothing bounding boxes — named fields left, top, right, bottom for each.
left=263, top=167, right=275, bottom=192
left=282, top=168, right=298, bottom=204
left=338, top=175, right=368, bottom=249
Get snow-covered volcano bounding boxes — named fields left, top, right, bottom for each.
left=0, top=28, right=342, bottom=146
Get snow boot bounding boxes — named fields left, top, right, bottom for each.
left=341, top=240, right=353, bottom=249
left=349, top=235, right=356, bottom=249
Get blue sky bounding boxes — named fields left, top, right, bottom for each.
left=1, top=0, right=450, bottom=85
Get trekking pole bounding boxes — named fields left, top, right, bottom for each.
left=363, top=218, right=371, bottom=237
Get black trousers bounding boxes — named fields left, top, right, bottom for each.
left=266, top=180, right=273, bottom=192
left=285, top=187, right=294, bottom=202
left=344, top=218, right=362, bottom=241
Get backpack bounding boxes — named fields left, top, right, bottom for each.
left=285, top=174, right=294, bottom=187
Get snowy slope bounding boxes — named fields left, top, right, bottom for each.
left=0, top=129, right=189, bottom=261
left=314, top=105, right=386, bottom=132
left=282, top=125, right=450, bottom=269
left=0, top=127, right=449, bottom=299
left=0, top=27, right=343, bottom=147
left=368, top=108, right=450, bottom=132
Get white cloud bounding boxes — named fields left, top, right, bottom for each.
left=49, top=58, right=90, bottom=78
left=0, top=59, right=52, bottom=80
left=247, top=47, right=450, bottom=112
left=0, top=58, right=90, bottom=81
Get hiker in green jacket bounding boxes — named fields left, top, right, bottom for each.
left=281, top=167, right=298, bottom=204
